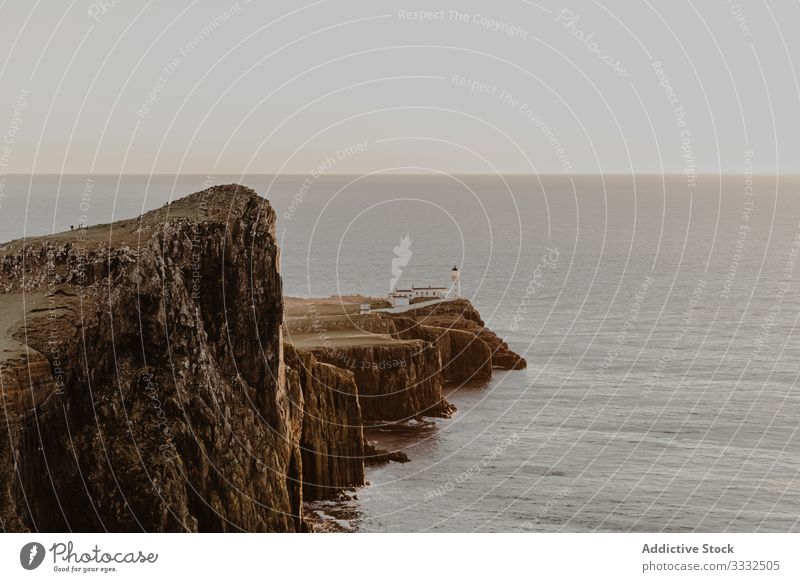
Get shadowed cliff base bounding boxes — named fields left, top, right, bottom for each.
left=0, top=184, right=525, bottom=532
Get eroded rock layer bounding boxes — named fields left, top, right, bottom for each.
left=284, top=345, right=364, bottom=501
left=309, top=341, right=454, bottom=422
left=387, top=299, right=527, bottom=371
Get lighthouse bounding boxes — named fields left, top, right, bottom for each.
left=450, top=265, right=461, bottom=298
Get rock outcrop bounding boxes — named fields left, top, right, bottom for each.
left=387, top=299, right=527, bottom=371
left=284, top=345, right=364, bottom=501
left=389, top=318, right=493, bottom=385
left=0, top=185, right=303, bottom=532
left=309, top=341, right=454, bottom=422
left=284, top=297, right=525, bottom=428
left=363, top=442, right=410, bottom=465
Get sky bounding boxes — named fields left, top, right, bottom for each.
left=0, top=0, right=798, bottom=175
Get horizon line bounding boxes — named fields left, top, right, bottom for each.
left=3, top=172, right=798, bottom=178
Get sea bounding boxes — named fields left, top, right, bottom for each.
left=2, top=173, right=799, bottom=532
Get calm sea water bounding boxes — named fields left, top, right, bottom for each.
left=2, top=173, right=799, bottom=532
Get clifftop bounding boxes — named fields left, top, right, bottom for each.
left=0, top=184, right=270, bottom=254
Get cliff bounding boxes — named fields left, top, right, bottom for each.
left=388, top=299, right=527, bottom=371
left=0, top=185, right=526, bottom=532
left=388, top=318, right=493, bottom=385
left=283, top=296, right=525, bottom=425
left=0, top=185, right=303, bottom=532
left=284, top=345, right=364, bottom=500
left=309, top=340, right=454, bottom=422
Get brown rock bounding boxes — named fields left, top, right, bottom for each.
left=0, top=185, right=301, bottom=532
left=363, top=442, right=410, bottom=466
left=388, top=299, right=527, bottom=370
left=309, top=341, right=455, bottom=422
left=285, top=345, right=365, bottom=501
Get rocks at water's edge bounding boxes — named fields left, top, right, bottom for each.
left=363, top=442, right=410, bottom=466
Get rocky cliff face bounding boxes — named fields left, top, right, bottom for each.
left=308, top=341, right=454, bottom=422
left=0, top=185, right=303, bottom=532
left=284, top=298, right=521, bottom=426
left=284, top=345, right=364, bottom=500
left=388, top=299, right=527, bottom=371
left=388, top=318, right=493, bottom=385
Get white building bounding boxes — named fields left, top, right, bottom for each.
left=387, top=289, right=411, bottom=307
left=450, top=265, right=461, bottom=298
left=388, top=266, right=461, bottom=307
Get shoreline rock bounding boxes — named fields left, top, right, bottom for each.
left=363, top=442, right=410, bottom=466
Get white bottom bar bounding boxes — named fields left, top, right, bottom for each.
left=1, top=533, right=798, bottom=581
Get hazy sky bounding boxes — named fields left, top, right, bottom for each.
left=0, top=0, right=798, bottom=175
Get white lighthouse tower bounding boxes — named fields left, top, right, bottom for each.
left=450, top=265, right=461, bottom=298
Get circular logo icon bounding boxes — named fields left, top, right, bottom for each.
left=20, top=542, right=46, bottom=570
